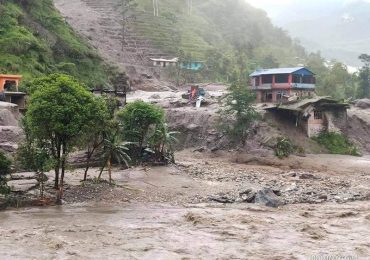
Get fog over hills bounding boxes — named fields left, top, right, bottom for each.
left=246, top=0, right=370, bottom=67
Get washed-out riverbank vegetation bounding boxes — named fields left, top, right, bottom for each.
left=0, top=73, right=178, bottom=205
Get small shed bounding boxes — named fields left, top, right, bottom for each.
left=0, top=74, right=22, bottom=92
left=0, top=74, right=26, bottom=111
left=150, top=57, right=178, bottom=68
left=266, top=97, right=349, bottom=137
left=180, top=61, right=204, bottom=71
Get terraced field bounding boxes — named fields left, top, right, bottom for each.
left=54, top=0, right=213, bottom=85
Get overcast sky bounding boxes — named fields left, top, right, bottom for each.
left=245, top=0, right=370, bottom=20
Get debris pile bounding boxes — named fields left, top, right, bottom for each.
left=183, top=161, right=370, bottom=206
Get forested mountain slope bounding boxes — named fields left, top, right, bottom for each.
left=274, top=0, right=370, bottom=67
left=0, top=0, right=110, bottom=87
left=55, top=0, right=308, bottom=83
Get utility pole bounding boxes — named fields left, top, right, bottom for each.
left=186, top=0, right=192, bottom=15
left=153, top=0, right=159, bottom=16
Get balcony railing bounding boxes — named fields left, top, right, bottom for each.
left=251, top=83, right=315, bottom=90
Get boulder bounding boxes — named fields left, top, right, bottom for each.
left=7, top=179, right=38, bottom=193
left=239, top=189, right=256, bottom=203
left=186, top=123, right=200, bottom=131
left=193, top=147, right=206, bottom=153
left=149, top=94, right=161, bottom=99
left=11, top=172, right=37, bottom=180
left=0, top=142, right=18, bottom=153
left=355, top=99, right=370, bottom=109
left=0, top=102, right=20, bottom=126
left=208, top=193, right=235, bottom=203
left=254, top=188, right=282, bottom=208
left=0, top=126, right=23, bottom=143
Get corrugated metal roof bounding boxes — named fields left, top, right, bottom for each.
left=275, top=96, right=339, bottom=111
left=250, top=67, right=307, bottom=77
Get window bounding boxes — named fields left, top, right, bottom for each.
left=275, top=74, right=289, bottom=83
left=4, top=80, right=16, bottom=91
left=293, top=75, right=301, bottom=83
left=302, top=76, right=313, bottom=84
left=262, top=75, right=273, bottom=84
left=314, top=111, right=323, bottom=120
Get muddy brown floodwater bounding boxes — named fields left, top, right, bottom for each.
left=0, top=201, right=370, bottom=260
left=1, top=151, right=370, bottom=259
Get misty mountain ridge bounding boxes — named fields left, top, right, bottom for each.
left=273, top=0, right=370, bottom=67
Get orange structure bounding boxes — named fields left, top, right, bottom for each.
left=0, top=74, right=26, bottom=110
left=0, top=74, right=22, bottom=92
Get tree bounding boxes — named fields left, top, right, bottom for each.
left=79, top=96, right=110, bottom=181
left=153, top=0, right=159, bottom=16
left=358, top=54, right=370, bottom=98
left=117, top=100, right=165, bottom=153
left=318, top=62, right=354, bottom=99
left=219, top=81, right=259, bottom=143
left=186, top=0, right=193, bottom=15
left=149, top=122, right=179, bottom=163
left=25, top=74, right=107, bottom=201
left=97, top=131, right=131, bottom=184
left=0, top=151, right=11, bottom=194
left=17, top=138, right=51, bottom=198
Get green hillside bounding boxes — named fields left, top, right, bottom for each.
left=0, top=0, right=110, bottom=87
left=133, top=0, right=307, bottom=80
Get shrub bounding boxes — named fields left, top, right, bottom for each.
left=117, top=100, right=165, bottom=149
left=314, top=132, right=360, bottom=156
left=274, top=137, right=294, bottom=159
left=218, top=82, right=259, bottom=143
left=0, top=151, right=11, bottom=194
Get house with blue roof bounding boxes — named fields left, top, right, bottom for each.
left=249, top=67, right=316, bottom=103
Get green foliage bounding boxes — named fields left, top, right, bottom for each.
left=315, top=61, right=358, bottom=99
left=25, top=73, right=109, bottom=190
left=219, top=81, right=259, bottom=143
left=116, top=100, right=177, bottom=163
left=274, top=137, right=295, bottom=159
left=17, top=141, right=53, bottom=173
left=133, top=0, right=308, bottom=83
left=26, top=74, right=100, bottom=140
left=98, top=131, right=131, bottom=183
left=314, top=132, right=360, bottom=156
left=117, top=100, right=165, bottom=148
left=0, top=0, right=109, bottom=87
left=357, top=54, right=370, bottom=98
left=149, top=122, right=179, bottom=163
left=0, top=151, right=11, bottom=194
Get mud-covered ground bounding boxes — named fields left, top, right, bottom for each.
left=1, top=151, right=370, bottom=259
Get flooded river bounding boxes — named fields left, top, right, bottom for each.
left=1, top=201, right=369, bottom=259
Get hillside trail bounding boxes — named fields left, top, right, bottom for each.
left=54, top=0, right=168, bottom=90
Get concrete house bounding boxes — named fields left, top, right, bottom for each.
left=250, top=67, right=316, bottom=103
left=150, top=57, right=178, bottom=68
left=266, top=97, right=349, bottom=137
